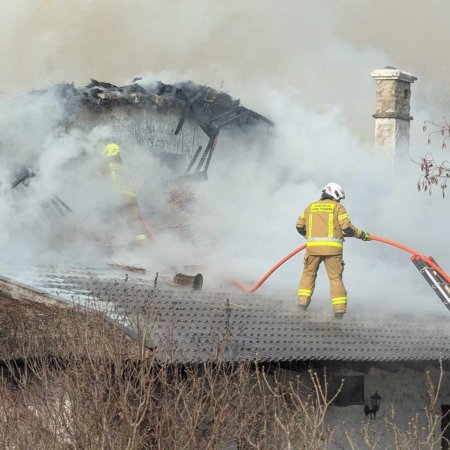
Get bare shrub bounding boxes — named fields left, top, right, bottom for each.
left=417, top=153, right=450, bottom=197
left=0, top=300, right=342, bottom=449
left=0, top=301, right=448, bottom=449
left=418, top=121, right=450, bottom=196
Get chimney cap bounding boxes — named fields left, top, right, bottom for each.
left=370, top=68, right=417, bottom=83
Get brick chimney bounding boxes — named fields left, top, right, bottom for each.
left=370, top=67, right=417, bottom=161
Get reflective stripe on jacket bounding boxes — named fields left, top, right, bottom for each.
left=296, top=199, right=363, bottom=255
left=103, top=153, right=137, bottom=197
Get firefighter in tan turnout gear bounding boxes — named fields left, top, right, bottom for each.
left=101, top=143, right=148, bottom=247
left=296, top=183, right=370, bottom=318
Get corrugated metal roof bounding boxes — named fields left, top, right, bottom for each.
left=1, top=265, right=450, bottom=364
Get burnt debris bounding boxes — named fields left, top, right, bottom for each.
left=55, top=79, right=273, bottom=180
left=64, top=79, right=273, bottom=127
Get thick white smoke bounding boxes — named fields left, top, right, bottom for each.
left=0, top=0, right=449, bottom=317
left=191, top=86, right=450, bottom=316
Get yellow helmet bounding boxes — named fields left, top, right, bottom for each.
left=102, top=143, right=121, bottom=158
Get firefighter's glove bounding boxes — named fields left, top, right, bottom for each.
left=361, top=232, right=371, bottom=241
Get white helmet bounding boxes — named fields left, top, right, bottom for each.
left=323, top=182, right=345, bottom=201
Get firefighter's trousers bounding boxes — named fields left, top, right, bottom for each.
left=298, top=253, right=347, bottom=314
left=119, top=193, right=147, bottom=244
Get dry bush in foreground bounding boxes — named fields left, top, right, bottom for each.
left=0, top=303, right=447, bottom=449
left=0, top=351, right=341, bottom=448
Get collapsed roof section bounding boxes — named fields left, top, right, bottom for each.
left=55, top=79, right=274, bottom=180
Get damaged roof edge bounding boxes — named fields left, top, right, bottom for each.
left=54, top=78, right=275, bottom=129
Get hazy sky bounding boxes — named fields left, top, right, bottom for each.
left=1, top=0, right=450, bottom=138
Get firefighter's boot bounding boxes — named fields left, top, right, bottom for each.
left=298, top=291, right=312, bottom=310
left=298, top=302, right=309, bottom=311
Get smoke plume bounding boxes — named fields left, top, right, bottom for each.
left=0, top=0, right=449, bottom=316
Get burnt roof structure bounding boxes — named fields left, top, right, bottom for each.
left=60, top=79, right=274, bottom=130
left=52, top=79, right=273, bottom=180
left=1, top=265, right=449, bottom=365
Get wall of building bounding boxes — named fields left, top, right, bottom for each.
left=326, top=365, right=450, bottom=448
left=72, top=106, right=208, bottom=160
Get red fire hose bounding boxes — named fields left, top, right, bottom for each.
left=140, top=215, right=158, bottom=240
left=370, top=235, right=450, bottom=284
left=233, top=235, right=450, bottom=293
left=232, top=244, right=306, bottom=292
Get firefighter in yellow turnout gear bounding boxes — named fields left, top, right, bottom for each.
left=102, top=143, right=147, bottom=246
left=296, top=183, right=370, bottom=318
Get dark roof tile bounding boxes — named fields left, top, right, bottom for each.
left=1, top=265, right=450, bottom=364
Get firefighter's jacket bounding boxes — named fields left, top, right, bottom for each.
left=102, top=149, right=147, bottom=242
left=296, top=199, right=365, bottom=255
left=102, top=153, right=137, bottom=200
